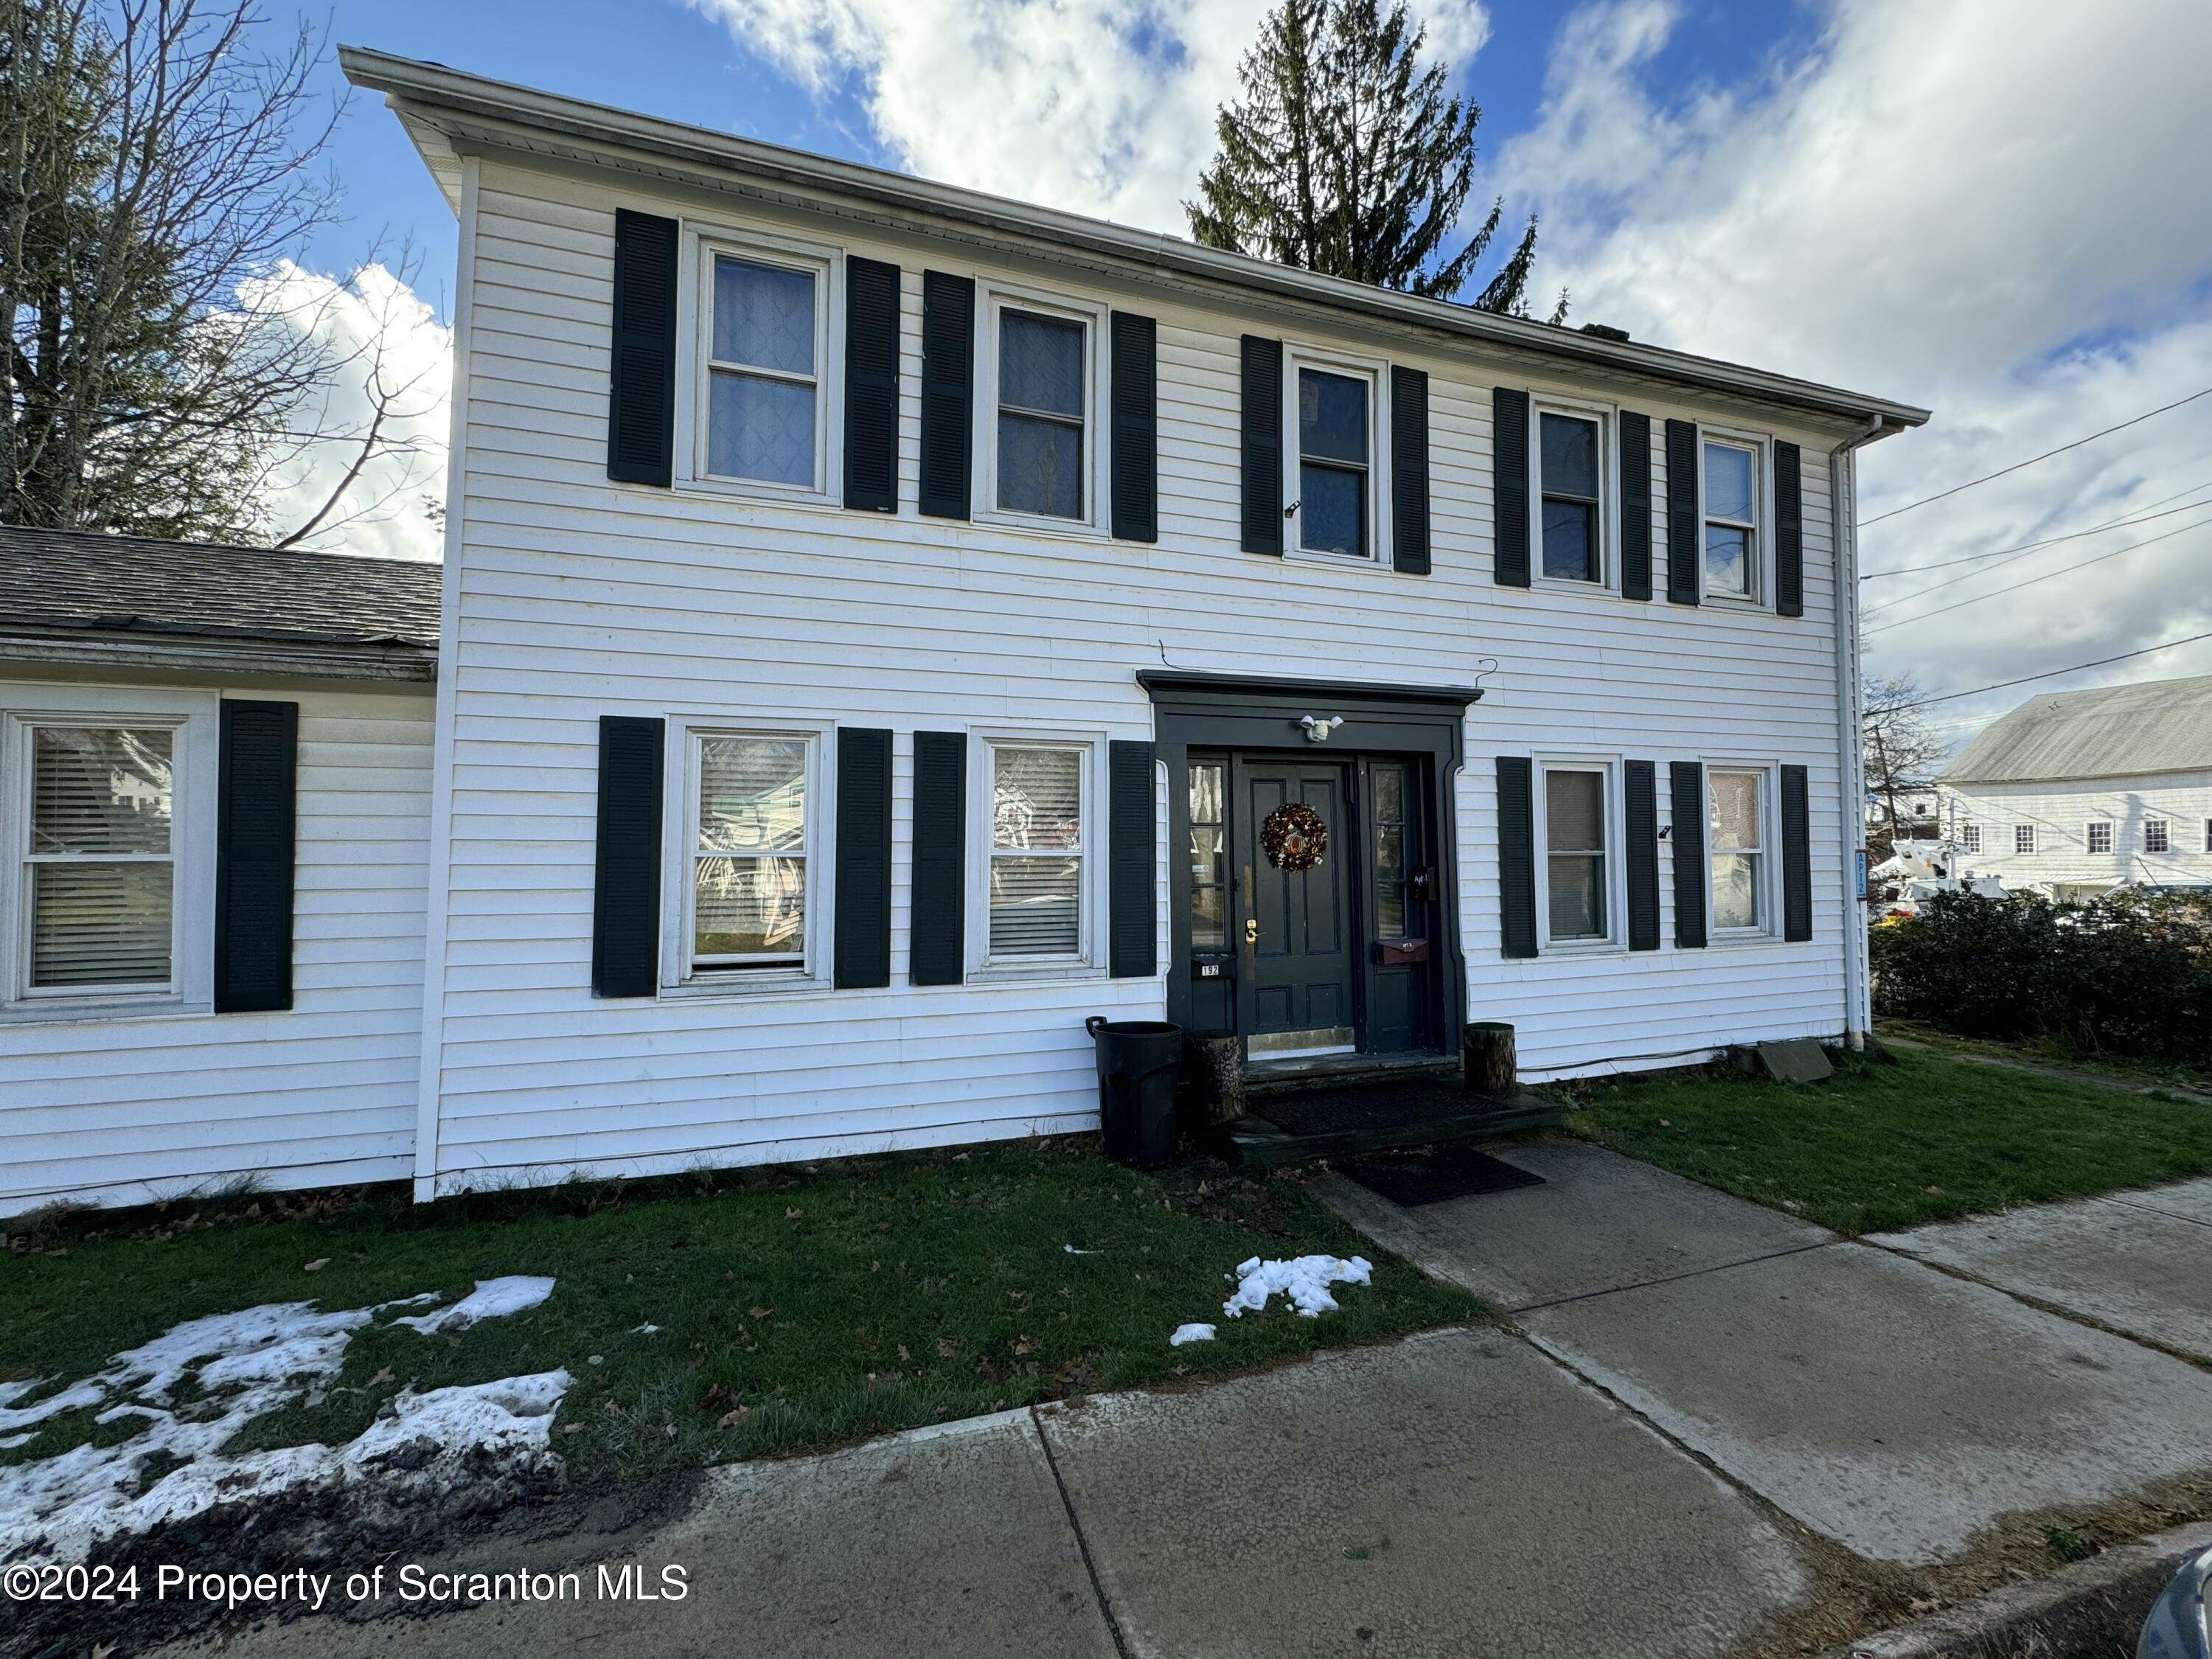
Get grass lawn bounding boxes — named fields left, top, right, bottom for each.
left=1877, top=1017, right=2212, bottom=1097
left=1565, top=1043, right=2212, bottom=1235
left=0, top=1137, right=1479, bottom=1487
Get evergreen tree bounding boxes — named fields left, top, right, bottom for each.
left=1186, top=0, right=1554, bottom=314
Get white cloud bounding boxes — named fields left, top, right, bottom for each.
left=1498, top=0, right=2212, bottom=734
left=242, top=261, right=452, bottom=562
left=689, top=0, right=1492, bottom=232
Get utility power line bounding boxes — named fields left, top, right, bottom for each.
left=1896, top=628, right=2212, bottom=710
left=1860, top=385, right=2212, bottom=527
left=1860, top=484, right=2212, bottom=583
left=1863, top=512, right=2212, bottom=637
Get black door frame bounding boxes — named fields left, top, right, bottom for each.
left=1141, top=669, right=1484, bottom=1054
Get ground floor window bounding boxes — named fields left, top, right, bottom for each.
left=21, top=723, right=178, bottom=994
left=2145, top=818, right=2171, bottom=854
left=2087, top=821, right=2113, bottom=854
left=2014, top=823, right=2036, bottom=855
left=987, top=742, right=1085, bottom=959
left=1709, top=769, right=1766, bottom=932
left=687, top=731, right=813, bottom=975
left=1543, top=765, right=1608, bottom=942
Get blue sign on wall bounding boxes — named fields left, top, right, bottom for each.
left=1855, top=849, right=1869, bottom=901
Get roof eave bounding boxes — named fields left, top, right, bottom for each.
left=0, top=628, right=439, bottom=683
left=339, top=46, right=1930, bottom=434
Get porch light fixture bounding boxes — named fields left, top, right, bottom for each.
left=1300, top=715, right=1344, bottom=742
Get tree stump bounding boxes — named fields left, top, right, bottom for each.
left=1463, top=1021, right=1517, bottom=1099
left=1182, top=1035, right=1247, bottom=1127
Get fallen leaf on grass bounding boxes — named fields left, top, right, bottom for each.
left=936, top=1338, right=959, bottom=1358
left=302, top=1259, right=329, bottom=1273
left=785, top=1208, right=804, bottom=1220
left=717, top=1406, right=751, bottom=1427
left=897, top=1344, right=911, bottom=1362
left=748, top=1306, right=773, bottom=1320
left=1010, top=1336, right=1038, bottom=1356
left=366, top=1366, right=394, bottom=1388
left=698, top=1385, right=731, bottom=1413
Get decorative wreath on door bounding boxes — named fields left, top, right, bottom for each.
left=1261, top=802, right=1329, bottom=872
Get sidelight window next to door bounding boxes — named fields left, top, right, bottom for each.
left=1188, top=759, right=1228, bottom=947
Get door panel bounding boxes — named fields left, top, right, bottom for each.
left=1237, top=760, right=1355, bottom=1046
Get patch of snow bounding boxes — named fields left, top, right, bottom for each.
left=0, top=1283, right=569, bottom=1565
left=0, top=1433, right=30, bottom=1452
left=390, top=1276, right=556, bottom=1335
left=632, top=1323, right=660, bottom=1335
left=1169, top=1323, right=1216, bottom=1346
left=1222, top=1254, right=1373, bottom=1320
left=375, top=1292, right=441, bottom=1311
left=1062, top=1245, right=1098, bottom=1255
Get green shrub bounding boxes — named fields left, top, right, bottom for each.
left=1871, top=888, right=2212, bottom=1062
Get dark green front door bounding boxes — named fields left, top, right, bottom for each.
left=1235, top=757, right=1355, bottom=1053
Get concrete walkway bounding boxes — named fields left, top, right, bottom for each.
left=152, top=1155, right=2212, bottom=1659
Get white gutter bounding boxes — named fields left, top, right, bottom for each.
left=1832, top=414, right=1891, bottom=1048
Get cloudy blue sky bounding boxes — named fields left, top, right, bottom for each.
left=293, top=0, right=2212, bottom=744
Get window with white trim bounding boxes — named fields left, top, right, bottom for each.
left=1702, top=438, right=1759, bottom=600
left=995, top=307, right=1088, bottom=520
left=1960, top=822, right=1981, bottom=853
left=987, top=742, right=1086, bottom=960
left=700, top=246, right=829, bottom=492
left=2015, top=824, right=2036, bottom=855
left=1295, top=366, right=1373, bottom=557
left=19, top=723, right=178, bottom=995
left=685, top=731, right=815, bottom=977
left=2087, top=821, right=2113, bottom=854
left=1542, top=765, right=1609, bottom=942
left=1709, top=769, right=1766, bottom=931
left=2145, top=818, right=2171, bottom=854
left=1539, top=408, right=1605, bottom=583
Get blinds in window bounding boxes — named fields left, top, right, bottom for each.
left=27, top=726, right=175, bottom=989
left=990, top=747, right=1082, bottom=956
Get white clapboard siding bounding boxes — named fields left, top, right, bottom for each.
left=419, top=159, right=1867, bottom=1191
left=1937, top=773, right=2212, bottom=893
left=0, top=686, right=434, bottom=1216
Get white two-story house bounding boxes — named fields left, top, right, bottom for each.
left=1937, top=674, right=2212, bottom=901
left=0, top=52, right=1926, bottom=1214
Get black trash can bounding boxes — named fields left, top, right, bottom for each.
left=1085, top=1016, right=1183, bottom=1169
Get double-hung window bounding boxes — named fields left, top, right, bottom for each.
left=2087, top=821, right=2113, bottom=854
left=686, top=731, right=814, bottom=977
left=2146, top=818, right=2171, bottom=854
left=1959, top=823, right=1981, bottom=853
left=995, top=308, right=1088, bottom=521
left=1543, top=766, right=1609, bottom=942
left=1709, top=770, right=1766, bottom=932
left=21, top=724, right=177, bottom=994
left=1296, top=367, right=1371, bottom=557
left=2015, top=824, right=2036, bottom=855
left=1539, top=410, right=1604, bottom=583
left=987, top=743, right=1085, bottom=960
left=703, top=250, right=824, bottom=490
left=1703, top=439, right=1759, bottom=600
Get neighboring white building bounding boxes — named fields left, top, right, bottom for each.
left=1936, top=674, right=2212, bottom=901
left=0, top=52, right=1929, bottom=1215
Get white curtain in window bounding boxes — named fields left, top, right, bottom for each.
left=990, top=747, right=1082, bottom=955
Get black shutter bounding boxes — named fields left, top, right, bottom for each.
left=1492, top=387, right=1531, bottom=587
left=1666, top=418, right=1700, bottom=605
left=1239, top=335, right=1283, bottom=555
left=1496, top=756, right=1537, bottom=959
left=835, top=728, right=893, bottom=989
left=1624, top=759, right=1660, bottom=953
left=1781, top=763, right=1812, bottom=942
left=592, top=715, right=665, bottom=998
left=919, top=271, right=974, bottom=520
left=1390, top=365, right=1430, bottom=574
left=1670, top=760, right=1708, bottom=948
left=214, top=700, right=297, bottom=1013
left=1775, top=440, right=1804, bottom=617
left=1620, top=411, right=1653, bottom=601
left=911, top=731, right=966, bottom=985
left=1109, top=740, right=1157, bottom=978
left=1110, top=312, right=1158, bottom=543
left=844, top=255, right=902, bottom=513
left=607, top=209, right=678, bottom=487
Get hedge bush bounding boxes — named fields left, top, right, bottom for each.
left=1871, top=888, right=2212, bottom=1063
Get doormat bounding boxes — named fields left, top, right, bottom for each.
left=1339, top=1146, right=1545, bottom=1208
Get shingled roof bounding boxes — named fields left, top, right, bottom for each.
left=0, top=525, right=440, bottom=678
left=1941, top=673, right=2212, bottom=785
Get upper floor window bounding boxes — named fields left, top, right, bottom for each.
left=2087, top=821, right=2113, bottom=854
left=996, top=309, right=1087, bottom=520
left=686, top=731, right=813, bottom=977
left=988, top=743, right=1086, bottom=960
left=22, top=725, right=176, bottom=994
left=1543, top=765, right=1609, bottom=942
left=703, top=253, right=824, bottom=490
left=2145, top=818, right=2171, bottom=854
left=2015, top=824, right=2037, bottom=855
left=1703, top=439, right=1759, bottom=600
left=1297, top=367, right=1371, bottom=558
left=1540, top=410, right=1604, bottom=583
left=1959, top=823, right=1980, bottom=852
left=1710, top=769, right=1765, bottom=931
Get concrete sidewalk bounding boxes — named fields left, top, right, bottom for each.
left=150, top=1154, right=2212, bottom=1659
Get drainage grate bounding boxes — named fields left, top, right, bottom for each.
left=1339, top=1146, right=1545, bottom=1207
